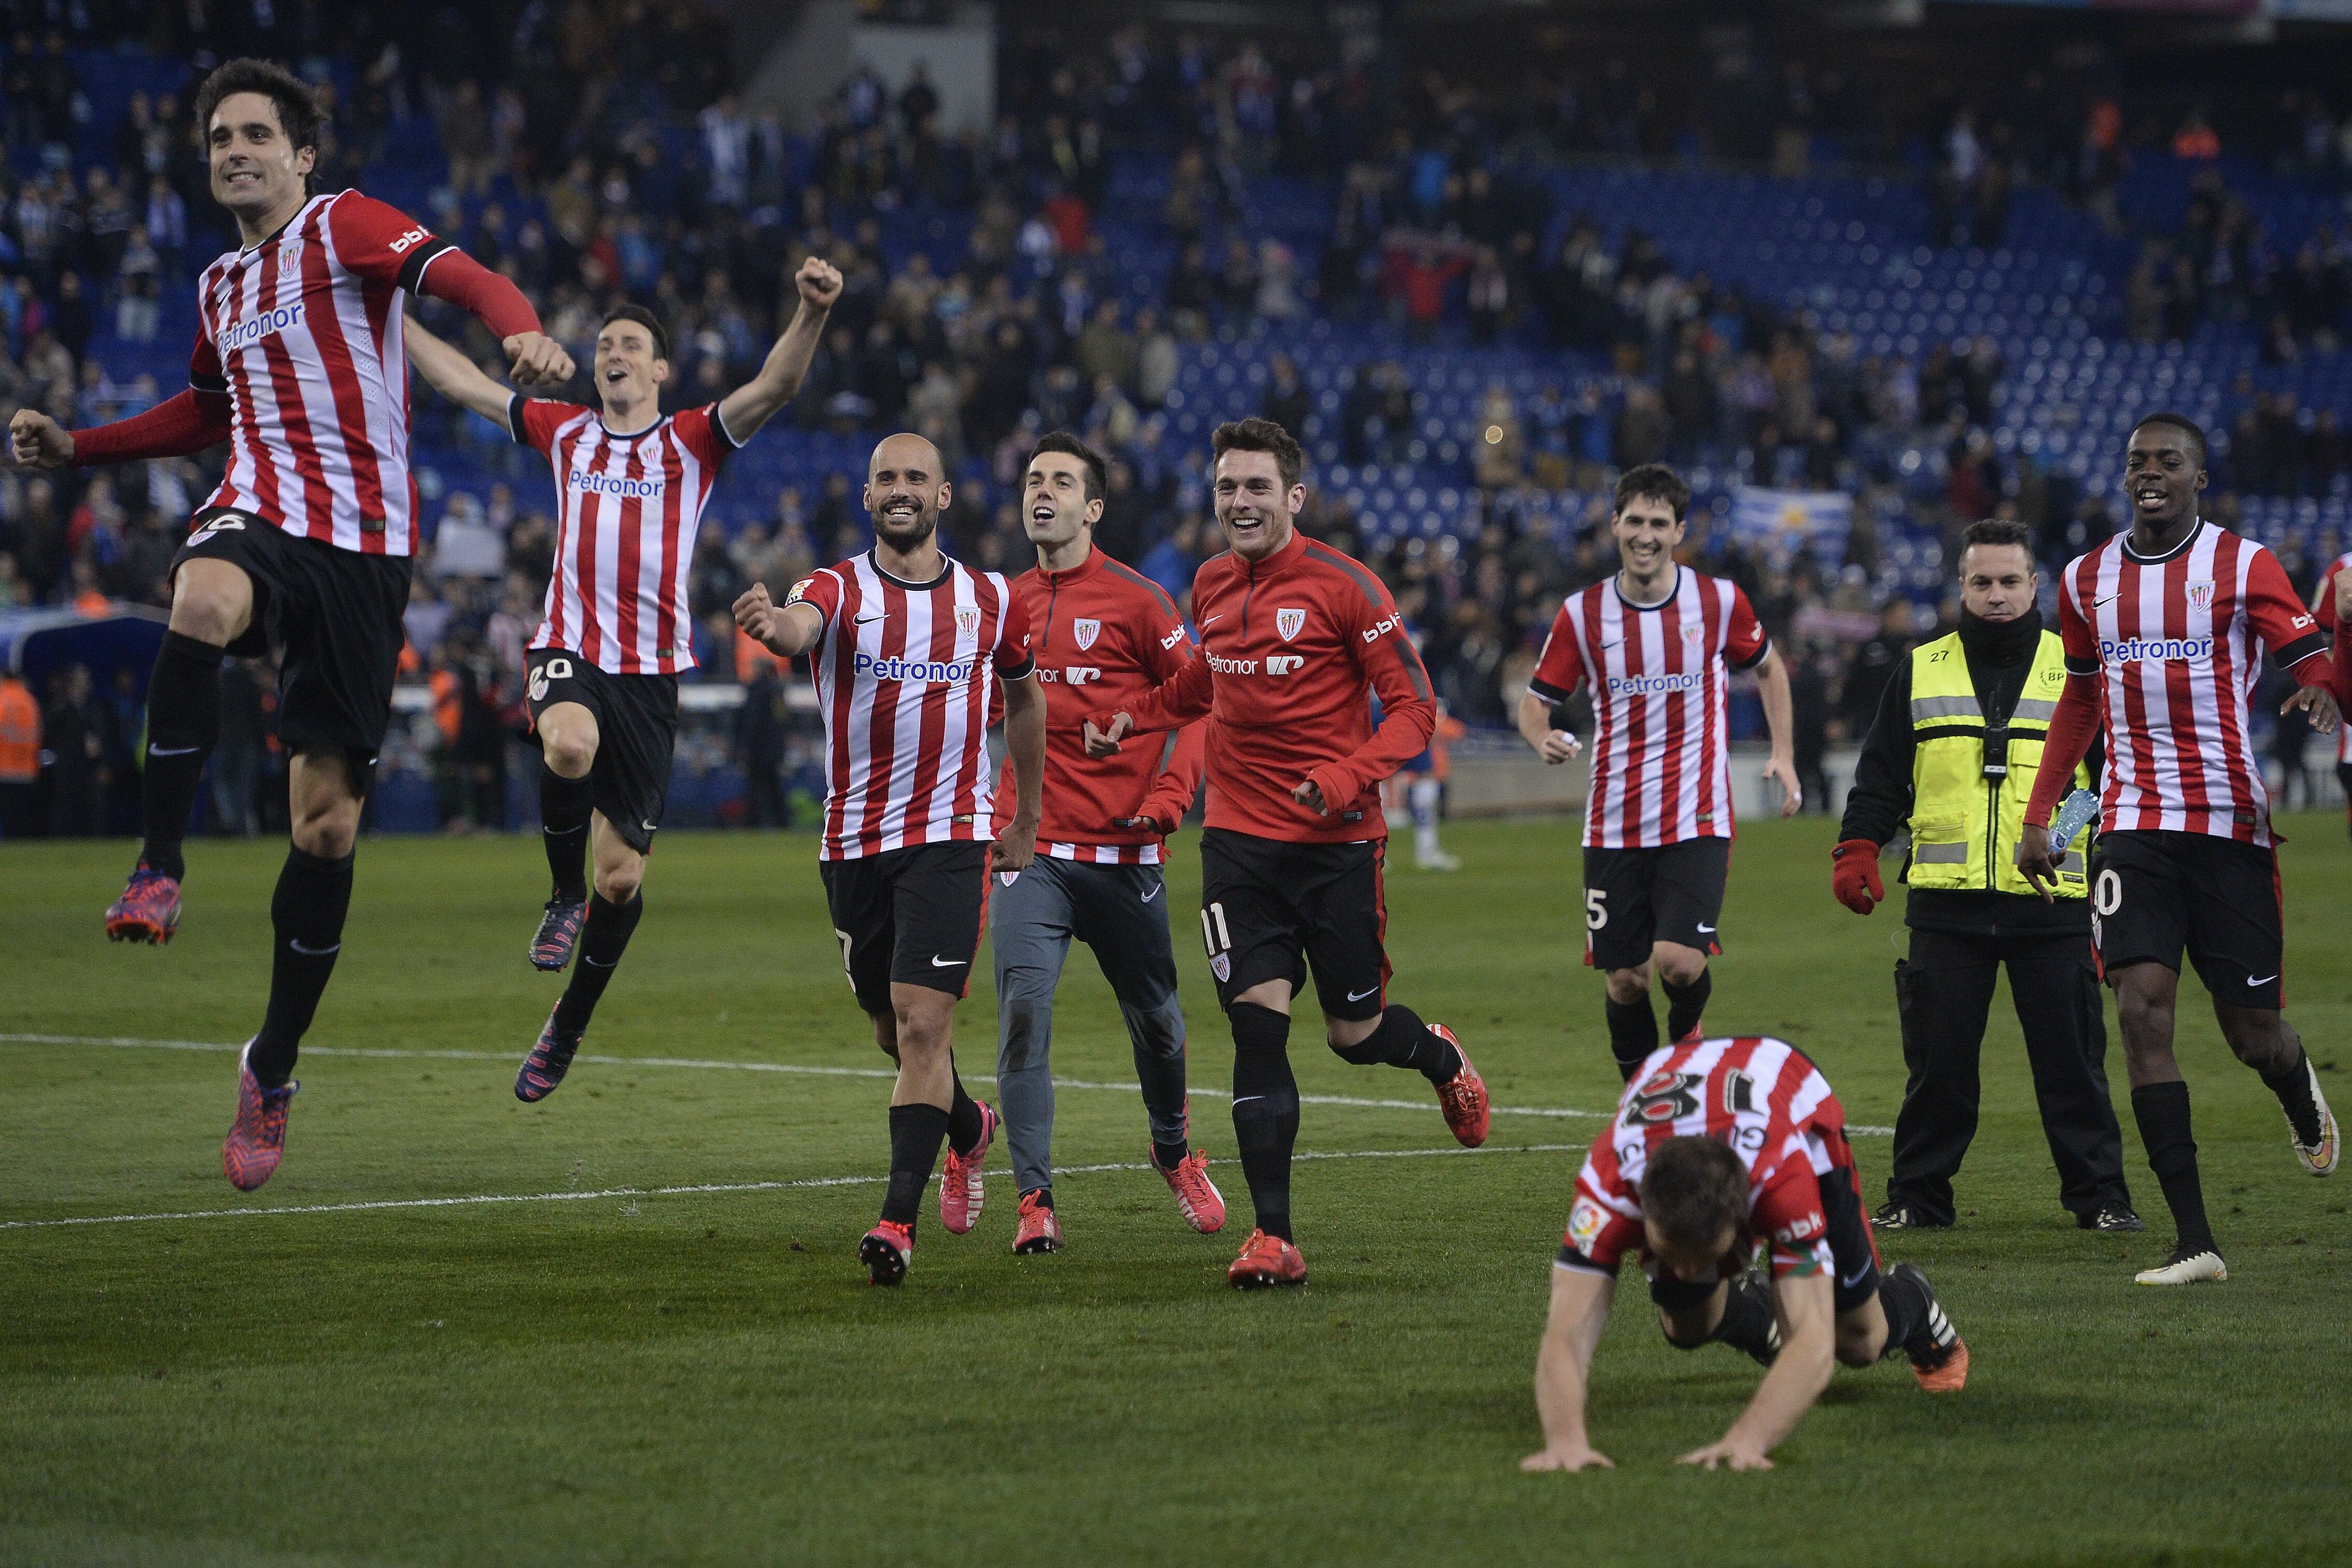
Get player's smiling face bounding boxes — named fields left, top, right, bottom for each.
left=207, top=92, right=313, bottom=224
left=1023, top=454, right=1101, bottom=551
left=594, top=322, right=667, bottom=415
left=1212, top=449, right=1303, bottom=562
left=1611, top=495, right=1685, bottom=585
left=2124, top=424, right=2206, bottom=529
left=865, top=434, right=947, bottom=550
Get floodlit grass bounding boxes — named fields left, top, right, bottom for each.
left=4, top=815, right=2347, bottom=1566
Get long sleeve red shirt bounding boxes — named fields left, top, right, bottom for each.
left=992, top=545, right=1205, bottom=861
left=1094, top=527, right=1435, bottom=844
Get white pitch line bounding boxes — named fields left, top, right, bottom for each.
left=0, top=1032, right=1893, bottom=1134
left=0, top=1142, right=1583, bottom=1232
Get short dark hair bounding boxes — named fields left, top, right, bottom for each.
left=1028, top=430, right=1107, bottom=505
left=2131, top=411, right=2208, bottom=469
left=1212, top=417, right=1304, bottom=490
left=1637, top=1135, right=1750, bottom=1254
left=1613, top=462, right=1691, bottom=524
left=1960, top=518, right=2035, bottom=558
left=599, top=303, right=670, bottom=363
left=194, top=59, right=327, bottom=167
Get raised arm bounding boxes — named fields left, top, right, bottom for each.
left=1520, top=1263, right=1617, bottom=1473
left=10, top=333, right=230, bottom=469
left=717, top=258, right=841, bottom=445
left=404, top=316, right=523, bottom=428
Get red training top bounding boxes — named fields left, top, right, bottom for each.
left=1096, top=527, right=1435, bottom=844
left=991, top=545, right=1205, bottom=865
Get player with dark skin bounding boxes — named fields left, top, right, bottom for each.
left=2019, top=421, right=2338, bottom=1102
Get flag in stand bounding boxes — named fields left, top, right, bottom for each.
left=1730, top=487, right=1854, bottom=566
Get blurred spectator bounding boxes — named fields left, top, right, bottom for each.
left=0, top=668, right=39, bottom=838
left=40, top=662, right=108, bottom=837
left=734, top=659, right=791, bottom=828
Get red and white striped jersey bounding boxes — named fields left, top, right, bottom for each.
left=512, top=398, right=735, bottom=675
left=2058, top=521, right=2330, bottom=847
left=192, top=190, right=453, bottom=556
left=1559, top=1035, right=1853, bottom=1283
left=1527, top=569, right=1770, bottom=849
left=790, top=552, right=1036, bottom=861
left=2316, top=551, right=2352, bottom=765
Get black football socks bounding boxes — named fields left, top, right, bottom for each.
left=1331, top=1002, right=1462, bottom=1085
left=1662, top=969, right=1712, bottom=1043
left=1605, top=996, right=1659, bottom=1081
left=552, top=891, right=643, bottom=1038
left=2260, top=1047, right=2325, bottom=1148
left=883, top=1102, right=952, bottom=1227
left=1708, top=1272, right=1780, bottom=1362
left=247, top=845, right=355, bottom=1087
left=1229, top=1002, right=1301, bottom=1241
left=947, top=1071, right=984, bottom=1158
left=139, top=631, right=227, bottom=879
left=540, top=763, right=593, bottom=902
left=2131, top=1080, right=2217, bottom=1256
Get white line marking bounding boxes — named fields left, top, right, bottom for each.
left=0, top=1034, right=1891, bottom=1134
left=0, top=1143, right=1584, bottom=1232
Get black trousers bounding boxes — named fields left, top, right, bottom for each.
left=1890, top=925, right=2131, bottom=1224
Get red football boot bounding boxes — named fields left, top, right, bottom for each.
left=105, top=861, right=181, bottom=945
left=939, top=1099, right=996, bottom=1235
left=860, top=1219, right=914, bottom=1286
left=221, top=1040, right=297, bottom=1192
left=1157, top=1147, right=1227, bottom=1234
left=1227, top=1228, right=1307, bottom=1289
left=1430, top=1025, right=1489, bottom=1148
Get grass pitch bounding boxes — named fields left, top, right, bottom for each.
left=3, top=815, right=2348, bottom=1567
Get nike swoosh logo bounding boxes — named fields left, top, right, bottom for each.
left=930, top=956, right=967, bottom=968
left=583, top=955, right=615, bottom=968
left=854, top=613, right=884, bottom=626
left=149, top=745, right=200, bottom=757
left=287, top=940, right=340, bottom=957
left=1200, top=614, right=1222, bottom=626
left=2094, top=593, right=2121, bottom=609
left=1839, top=1264, right=1871, bottom=1289
left=1599, top=640, right=1621, bottom=651
left=1696, top=924, right=1715, bottom=934
left=1141, top=884, right=1161, bottom=902
left=2247, top=974, right=2278, bottom=987
left=1347, top=986, right=1379, bottom=1001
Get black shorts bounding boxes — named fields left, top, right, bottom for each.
left=174, top=508, right=411, bottom=768
left=525, top=648, right=678, bottom=856
left=2090, top=829, right=2284, bottom=1009
left=1198, top=827, right=1389, bottom=1021
left=819, top=841, right=990, bottom=1015
left=1581, top=838, right=1731, bottom=972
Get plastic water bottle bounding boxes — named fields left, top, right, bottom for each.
left=2048, top=788, right=2100, bottom=855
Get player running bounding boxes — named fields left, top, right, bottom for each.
left=1084, top=417, right=1488, bottom=1289
left=734, top=433, right=1046, bottom=1286
left=400, top=259, right=841, bottom=1097
left=1515, top=464, right=1801, bottom=1081
left=7, top=59, right=572, bottom=1191
left=989, top=432, right=1219, bottom=1254
left=2317, top=546, right=2352, bottom=837
left=2021, top=413, right=2341, bottom=1286
left=1522, top=1034, right=1968, bottom=1475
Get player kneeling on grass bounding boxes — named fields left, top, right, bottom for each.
left=403, top=258, right=842, bottom=1100
left=1523, top=1035, right=1967, bottom=1475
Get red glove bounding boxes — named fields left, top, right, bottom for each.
left=1831, top=839, right=1883, bottom=915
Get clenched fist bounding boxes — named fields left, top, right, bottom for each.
left=9, top=408, right=73, bottom=470
left=796, top=257, right=843, bottom=309
left=504, top=332, right=575, bottom=388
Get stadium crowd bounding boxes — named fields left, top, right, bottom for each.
left=2, top=9, right=2349, bottom=835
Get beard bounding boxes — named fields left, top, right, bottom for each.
left=874, top=504, right=938, bottom=552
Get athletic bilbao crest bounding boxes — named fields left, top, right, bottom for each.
left=1276, top=607, right=1306, bottom=641
left=1209, top=953, right=1231, bottom=982
left=2186, top=582, right=2214, bottom=612
left=1073, top=617, right=1101, bottom=651
left=278, top=244, right=302, bottom=278
left=955, top=604, right=980, bottom=635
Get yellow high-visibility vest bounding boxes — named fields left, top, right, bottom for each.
left=1906, top=629, right=2090, bottom=898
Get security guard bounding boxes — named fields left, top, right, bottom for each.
left=1832, top=519, right=2139, bottom=1233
